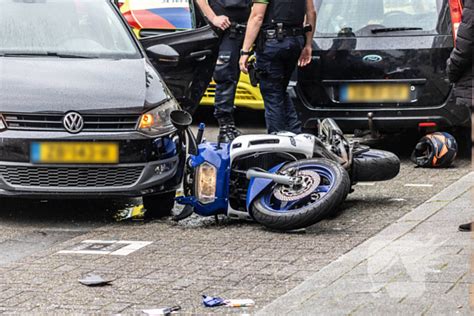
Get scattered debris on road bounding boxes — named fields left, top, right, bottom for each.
left=202, top=295, right=255, bottom=308
left=202, top=295, right=225, bottom=307
left=78, top=274, right=114, bottom=287
left=225, top=299, right=255, bottom=307
left=142, top=306, right=181, bottom=315
left=114, top=204, right=147, bottom=222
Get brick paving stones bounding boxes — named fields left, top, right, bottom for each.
left=0, top=159, right=470, bottom=314
left=258, top=173, right=474, bottom=315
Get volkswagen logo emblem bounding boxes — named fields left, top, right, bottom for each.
left=363, top=54, right=383, bottom=63
left=63, top=112, right=84, bottom=134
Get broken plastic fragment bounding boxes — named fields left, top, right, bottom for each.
left=202, top=295, right=225, bottom=307
left=78, top=274, right=114, bottom=286
left=225, top=299, right=255, bottom=307
left=114, top=204, right=146, bottom=221
left=142, top=306, right=181, bottom=315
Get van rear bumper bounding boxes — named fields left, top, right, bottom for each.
left=294, top=88, right=471, bottom=133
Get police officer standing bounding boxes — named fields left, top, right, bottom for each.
left=196, top=0, right=251, bottom=142
left=239, top=0, right=316, bottom=134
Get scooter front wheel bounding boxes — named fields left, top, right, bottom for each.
left=251, top=158, right=350, bottom=231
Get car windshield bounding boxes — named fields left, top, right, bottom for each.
left=314, top=0, right=446, bottom=36
left=0, top=0, right=141, bottom=59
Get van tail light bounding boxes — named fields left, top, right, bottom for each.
left=419, top=122, right=437, bottom=128
left=448, top=0, right=463, bottom=44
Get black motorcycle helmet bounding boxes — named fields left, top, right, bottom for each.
left=411, top=132, right=458, bottom=168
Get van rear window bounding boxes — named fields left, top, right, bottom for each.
left=314, top=0, right=448, bottom=36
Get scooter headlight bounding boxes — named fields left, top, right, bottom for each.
left=138, top=99, right=179, bottom=136
left=196, top=162, right=217, bottom=204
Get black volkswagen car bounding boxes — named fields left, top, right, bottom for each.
left=294, top=0, right=468, bottom=135
left=0, top=0, right=219, bottom=216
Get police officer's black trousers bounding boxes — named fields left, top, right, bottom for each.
left=256, top=36, right=304, bottom=134
left=213, top=31, right=244, bottom=122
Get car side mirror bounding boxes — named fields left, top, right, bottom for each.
left=171, top=110, right=198, bottom=155
left=170, top=110, right=193, bottom=131
left=146, top=44, right=179, bottom=66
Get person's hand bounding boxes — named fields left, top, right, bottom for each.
left=298, top=45, right=312, bottom=67
left=211, top=15, right=231, bottom=30
left=239, top=55, right=249, bottom=74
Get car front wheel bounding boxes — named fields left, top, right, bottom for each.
left=143, top=191, right=176, bottom=218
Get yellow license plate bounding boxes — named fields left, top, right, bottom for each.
left=31, top=142, right=119, bottom=164
left=342, top=84, right=410, bottom=103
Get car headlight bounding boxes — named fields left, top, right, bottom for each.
left=138, top=99, right=179, bottom=136
left=196, top=162, right=217, bottom=204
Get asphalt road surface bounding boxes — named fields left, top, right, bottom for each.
left=0, top=107, right=470, bottom=312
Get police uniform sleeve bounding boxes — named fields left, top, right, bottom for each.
left=253, top=0, right=269, bottom=4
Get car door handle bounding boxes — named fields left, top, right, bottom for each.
left=189, top=50, right=213, bottom=61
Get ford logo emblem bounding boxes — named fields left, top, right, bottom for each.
left=363, top=54, right=383, bottom=63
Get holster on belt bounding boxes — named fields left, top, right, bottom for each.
left=248, top=61, right=259, bottom=87
left=229, top=22, right=247, bottom=39
left=248, top=57, right=265, bottom=87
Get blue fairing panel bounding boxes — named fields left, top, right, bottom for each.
left=191, top=142, right=231, bottom=217
left=246, top=163, right=285, bottom=211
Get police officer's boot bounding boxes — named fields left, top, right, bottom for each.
left=217, top=117, right=242, bottom=143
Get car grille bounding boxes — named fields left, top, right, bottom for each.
left=0, top=165, right=144, bottom=188
left=3, top=113, right=139, bottom=132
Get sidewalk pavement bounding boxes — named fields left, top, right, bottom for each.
left=258, top=172, right=474, bottom=315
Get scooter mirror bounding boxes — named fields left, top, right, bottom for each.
left=170, top=110, right=193, bottom=131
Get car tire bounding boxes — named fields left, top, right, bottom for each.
left=352, top=149, right=400, bottom=182
left=143, top=191, right=176, bottom=218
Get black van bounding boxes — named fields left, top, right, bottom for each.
left=294, top=0, right=468, bottom=134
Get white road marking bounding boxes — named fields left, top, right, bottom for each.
left=404, top=184, right=433, bottom=188
left=356, top=182, right=376, bottom=186
left=111, top=241, right=153, bottom=256
left=57, top=250, right=111, bottom=255
left=81, top=240, right=116, bottom=244
left=389, top=198, right=407, bottom=202
left=57, top=240, right=152, bottom=256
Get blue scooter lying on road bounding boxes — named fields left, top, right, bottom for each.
left=170, top=110, right=399, bottom=231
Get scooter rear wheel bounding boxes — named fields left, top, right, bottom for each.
left=352, top=149, right=400, bottom=182
left=251, top=158, right=350, bottom=231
